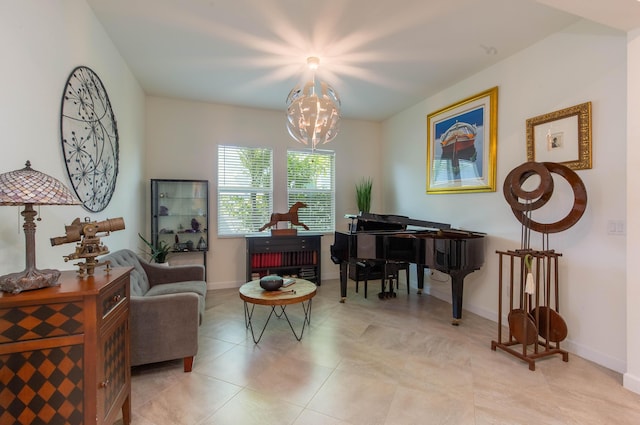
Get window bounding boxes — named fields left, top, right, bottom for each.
left=287, top=149, right=335, bottom=232
left=217, top=146, right=335, bottom=236
left=218, top=145, right=272, bottom=236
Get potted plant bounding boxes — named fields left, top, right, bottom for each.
left=138, top=233, right=171, bottom=264
left=355, top=177, right=372, bottom=213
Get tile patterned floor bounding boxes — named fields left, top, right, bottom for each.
left=117, top=279, right=640, bottom=425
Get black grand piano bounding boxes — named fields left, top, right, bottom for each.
left=330, top=212, right=485, bottom=324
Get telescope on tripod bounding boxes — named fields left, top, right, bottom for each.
left=51, top=217, right=125, bottom=276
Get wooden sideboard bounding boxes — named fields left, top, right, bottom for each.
left=0, top=267, right=132, bottom=425
left=246, top=233, right=322, bottom=284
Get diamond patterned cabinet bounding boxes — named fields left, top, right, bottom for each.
left=0, top=267, right=132, bottom=425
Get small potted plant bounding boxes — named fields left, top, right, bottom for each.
left=138, top=233, right=171, bottom=264
left=356, top=177, right=372, bottom=213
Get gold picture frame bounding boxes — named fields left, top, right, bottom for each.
left=427, top=86, right=498, bottom=194
left=526, top=102, right=592, bottom=170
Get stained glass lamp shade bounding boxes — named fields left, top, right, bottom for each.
left=0, top=161, right=80, bottom=294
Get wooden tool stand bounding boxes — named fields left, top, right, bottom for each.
left=491, top=249, right=569, bottom=370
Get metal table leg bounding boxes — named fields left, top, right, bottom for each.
left=243, top=299, right=313, bottom=344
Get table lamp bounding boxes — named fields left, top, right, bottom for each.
left=0, top=161, right=80, bottom=294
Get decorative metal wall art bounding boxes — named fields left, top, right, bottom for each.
left=503, top=161, right=587, bottom=235
left=60, top=66, right=119, bottom=212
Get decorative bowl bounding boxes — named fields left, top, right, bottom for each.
left=259, top=275, right=283, bottom=291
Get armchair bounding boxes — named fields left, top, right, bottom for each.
left=101, top=249, right=207, bottom=372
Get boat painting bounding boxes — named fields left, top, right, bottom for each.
left=439, top=121, right=477, bottom=162
left=427, top=86, right=497, bottom=193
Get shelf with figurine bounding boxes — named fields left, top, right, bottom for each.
left=151, top=179, right=209, bottom=269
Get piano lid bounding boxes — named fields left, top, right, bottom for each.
left=352, top=212, right=451, bottom=231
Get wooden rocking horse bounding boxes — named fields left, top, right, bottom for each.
left=259, top=201, right=309, bottom=231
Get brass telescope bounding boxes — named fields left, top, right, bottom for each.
left=51, top=217, right=125, bottom=276
left=51, top=217, right=125, bottom=246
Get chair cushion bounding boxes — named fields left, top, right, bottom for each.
left=145, top=281, right=207, bottom=298
left=146, top=280, right=207, bottom=319
left=102, top=249, right=150, bottom=296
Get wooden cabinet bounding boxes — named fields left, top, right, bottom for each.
left=0, top=267, right=132, bottom=425
left=246, top=234, right=322, bottom=284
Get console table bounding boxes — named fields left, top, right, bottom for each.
left=0, top=267, right=132, bottom=425
left=246, top=233, right=322, bottom=285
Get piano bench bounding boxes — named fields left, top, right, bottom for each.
left=353, top=261, right=410, bottom=299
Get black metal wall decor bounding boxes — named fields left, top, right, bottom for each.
left=60, top=66, right=119, bottom=212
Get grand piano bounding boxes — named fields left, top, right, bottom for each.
left=331, top=212, right=485, bottom=324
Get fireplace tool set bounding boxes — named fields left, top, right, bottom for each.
left=491, top=161, right=587, bottom=370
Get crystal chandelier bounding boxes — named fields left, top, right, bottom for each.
left=286, top=57, right=341, bottom=150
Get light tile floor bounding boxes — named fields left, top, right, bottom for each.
left=117, top=279, right=640, bottom=425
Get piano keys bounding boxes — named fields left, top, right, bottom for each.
left=331, top=213, right=485, bottom=325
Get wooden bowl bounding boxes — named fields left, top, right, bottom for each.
left=259, top=275, right=283, bottom=291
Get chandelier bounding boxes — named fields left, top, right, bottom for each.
left=286, top=57, right=341, bottom=150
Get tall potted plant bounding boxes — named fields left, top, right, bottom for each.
left=356, top=177, right=372, bottom=213
left=138, top=233, right=171, bottom=264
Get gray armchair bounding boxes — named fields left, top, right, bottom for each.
left=102, top=249, right=207, bottom=372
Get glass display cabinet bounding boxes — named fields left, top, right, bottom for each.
left=151, top=179, right=209, bottom=268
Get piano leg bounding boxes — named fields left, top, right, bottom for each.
left=339, top=261, right=348, bottom=303
left=450, top=270, right=473, bottom=326
left=378, top=262, right=400, bottom=299
left=418, top=265, right=468, bottom=326
left=416, top=265, right=425, bottom=295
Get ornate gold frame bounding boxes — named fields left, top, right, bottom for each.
left=426, top=86, right=498, bottom=194
left=526, top=102, right=592, bottom=170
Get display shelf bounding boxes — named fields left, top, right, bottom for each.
left=151, top=179, right=209, bottom=270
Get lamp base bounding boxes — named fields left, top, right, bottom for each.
left=0, top=268, right=61, bottom=294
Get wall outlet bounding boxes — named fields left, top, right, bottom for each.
left=607, top=220, right=626, bottom=236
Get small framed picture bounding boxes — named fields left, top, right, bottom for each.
left=526, top=102, right=592, bottom=170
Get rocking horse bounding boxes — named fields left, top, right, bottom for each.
left=259, top=201, right=309, bottom=232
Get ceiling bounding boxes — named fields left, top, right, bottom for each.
left=86, top=0, right=639, bottom=121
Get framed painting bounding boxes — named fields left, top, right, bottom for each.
left=427, top=86, right=498, bottom=194
left=526, top=101, right=592, bottom=170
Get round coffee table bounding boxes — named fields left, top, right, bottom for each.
left=239, top=278, right=317, bottom=343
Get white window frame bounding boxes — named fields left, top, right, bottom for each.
left=217, top=145, right=273, bottom=236
left=287, top=149, right=335, bottom=233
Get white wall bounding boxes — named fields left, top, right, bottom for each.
left=382, top=20, right=628, bottom=372
left=625, top=28, right=640, bottom=394
left=0, top=0, right=146, bottom=277
left=145, top=97, right=382, bottom=288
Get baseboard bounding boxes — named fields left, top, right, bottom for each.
left=624, top=373, right=640, bottom=394
left=322, top=270, right=340, bottom=281
left=423, top=283, right=628, bottom=374
left=207, top=281, right=241, bottom=290
left=562, top=339, right=626, bottom=374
